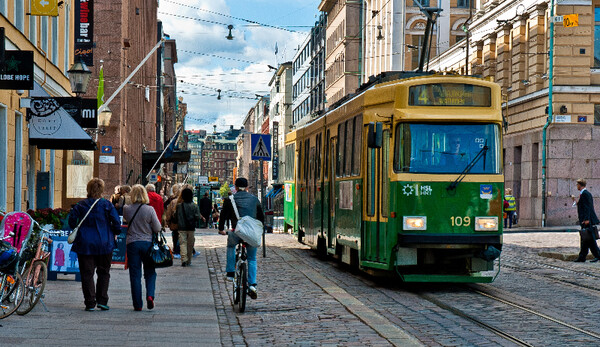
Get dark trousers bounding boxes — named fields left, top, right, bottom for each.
left=504, top=211, right=515, bottom=228
left=577, top=228, right=600, bottom=260
left=172, top=230, right=180, bottom=254
left=78, top=253, right=112, bottom=308
left=126, top=241, right=156, bottom=309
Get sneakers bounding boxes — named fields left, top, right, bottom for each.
left=248, top=285, right=258, bottom=300
left=225, top=272, right=234, bottom=281
left=97, top=304, right=110, bottom=311
left=85, top=306, right=95, bottom=311
left=173, top=254, right=181, bottom=259
left=181, top=262, right=189, bottom=267
left=147, top=296, right=154, bottom=310
left=134, top=307, right=142, bottom=311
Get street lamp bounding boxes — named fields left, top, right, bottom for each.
left=98, top=105, right=112, bottom=127
left=67, top=60, right=92, bottom=96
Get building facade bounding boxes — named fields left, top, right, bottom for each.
left=0, top=1, right=76, bottom=211
left=291, top=14, right=327, bottom=126
left=268, top=62, right=293, bottom=187
left=428, top=0, right=600, bottom=226
left=320, top=0, right=362, bottom=106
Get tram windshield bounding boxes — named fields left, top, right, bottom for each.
left=394, top=123, right=501, bottom=174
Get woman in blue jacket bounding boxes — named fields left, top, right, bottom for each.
left=69, top=178, right=121, bottom=311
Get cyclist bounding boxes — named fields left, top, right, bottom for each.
left=218, top=177, right=264, bottom=299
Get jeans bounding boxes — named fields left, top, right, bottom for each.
left=78, top=253, right=112, bottom=308
left=504, top=211, right=515, bottom=228
left=126, top=241, right=156, bottom=309
left=226, top=231, right=257, bottom=286
left=171, top=230, right=180, bottom=254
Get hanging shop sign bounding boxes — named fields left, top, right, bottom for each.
left=74, top=0, right=94, bottom=66
left=272, top=122, right=279, bottom=181
left=31, top=0, right=59, bottom=16
left=0, top=50, right=34, bottom=90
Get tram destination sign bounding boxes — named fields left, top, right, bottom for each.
left=409, top=83, right=491, bottom=107
left=0, top=50, right=34, bottom=90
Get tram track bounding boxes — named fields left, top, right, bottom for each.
left=280, top=244, right=600, bottom=346
left=502, top=255, right=600, bottom=293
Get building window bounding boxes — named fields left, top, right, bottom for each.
left=594, top=104, right=600, bottom=125
left=0, top=0, right=6, bottom=15
left=595, top=8, right=600, bottom=67
left=52, top=17, right=59, bottom=65
left=15, top=0, right=25, bottom=32
left=456, top=35, right=465, bottom=44
left=41, top=17, right=48, bottom=53
left=29, top=13, right=37, bottom=43
left=411, top=35, right=425, bottom=70
left=413, top=0, right=429, bottom=6
left=456, top=0, right=469, bottom=8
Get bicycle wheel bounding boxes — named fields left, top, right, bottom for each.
left=0, top=272, right=25, bottom=319
left=233, top=261, right=240, bottom=305
left=17, top=260, right=47, bottom=315
left=238, top=262, right=247, bottom=313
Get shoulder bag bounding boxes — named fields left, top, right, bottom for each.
left=230, top=196, right=263, bottom=248
left=68, top=199, right=100, bottom=244
left=146, top=228, right=173, bottom=268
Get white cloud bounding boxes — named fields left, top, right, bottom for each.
left=158, top=0, right=314, bottom=132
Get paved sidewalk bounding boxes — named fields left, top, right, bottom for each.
left=1, top=229, right=220, bottom=346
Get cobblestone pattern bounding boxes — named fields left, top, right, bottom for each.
left=202, top=232, right=397, bottom=346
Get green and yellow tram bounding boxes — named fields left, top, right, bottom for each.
left=283, top=72, right=503, bottom=283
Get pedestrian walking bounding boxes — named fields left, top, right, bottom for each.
left=176, top=187, right=201, bottom=267
left=218, top=177, right=264, bottom=299
left=199, top=192, right=212, bottom=228
left=504, top=188, right=517, bottom=228
left=114, top=185, right=131, bottom=216
left=572, top=178, right=600, bottom=262
left=164, top=183, right=182, bottom=258
left=146, top=183, right=164, bottom=224
left=68, top=178, right=121, bottom=311
left=212, top=203, right=220, bottom=229
left=123, top=184, right=162, bottom=311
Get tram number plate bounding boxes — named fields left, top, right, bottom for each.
left=450, top=216, right=471, bottom=227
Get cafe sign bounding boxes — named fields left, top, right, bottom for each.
left=0, top=51, right=34, bottom=90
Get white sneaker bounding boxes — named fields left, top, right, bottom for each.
left=248, top=285, right=257, bottom=299
left=173, top=254, right=181, bottom=259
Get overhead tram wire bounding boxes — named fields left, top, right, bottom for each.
left=161, top=0, right=301, bottom=33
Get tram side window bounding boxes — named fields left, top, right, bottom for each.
left=316, top=133, right=322, bottom=181
left=324, top=130, right=330, bottom=180
left=285, top=144, right=295, bottom=180
left=345, top=119, right=353, bottom=176
left=337, top=122, right=346, bottom=178
left=304, top=139, right=310, bottom=183
left=298, top=141, right=303, bottom=182
left=352, top=115, right=362, bottom=175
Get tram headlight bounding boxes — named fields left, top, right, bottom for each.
left=403, top=216, right=427, bottom=231
left=475, top=217, right=498, bottom=231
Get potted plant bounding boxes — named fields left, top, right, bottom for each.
left=27, top=208, right=69, bottom=230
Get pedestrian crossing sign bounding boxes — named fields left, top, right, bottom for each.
left=251, top=134, right=271, bottom=161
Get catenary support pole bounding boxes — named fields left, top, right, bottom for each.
left=541, top=0, right=555, bottom=227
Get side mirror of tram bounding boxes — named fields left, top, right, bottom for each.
left=367, top=122, right=383, bottom=148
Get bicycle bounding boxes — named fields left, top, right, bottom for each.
left=16, top=224, right=52, bottom=315
left=0, top=232, right=25, bottom=319
left=232, top=241, right=249, bottom=313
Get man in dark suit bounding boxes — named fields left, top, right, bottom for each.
left=574, top=178, right=600, bottom=262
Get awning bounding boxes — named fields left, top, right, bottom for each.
left=27, top=82, right=97, bottom=150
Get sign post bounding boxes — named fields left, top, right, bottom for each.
left=250, top=133, right=271, bottom=258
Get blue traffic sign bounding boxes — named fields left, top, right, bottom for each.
left=101, top=146, right=112, bottom=154
left=251, top=134, right=271, bottom=161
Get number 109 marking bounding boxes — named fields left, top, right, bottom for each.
left=450, top=216, right=471, bottom=226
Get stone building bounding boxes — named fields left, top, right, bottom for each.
left=268, top=62, right=293, bottom=186
left=0, top=2, right=75, bottom=211
left=428, top=0, right=600, bottom=226
left=319, top=0, right=362, bottom=106
left=87, top=0, right=160, bottom=203
left=200, top=133, right=238, bottom=186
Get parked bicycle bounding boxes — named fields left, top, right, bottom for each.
left=16, top=223, right=51, bottom=315
left=0, top=232, right=24, bottom=319
left=232, top=241, right=249, bottom=313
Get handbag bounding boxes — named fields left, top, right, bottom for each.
left=68, top=199, right=100, bottom=244
left=146, top=229, right=173, bottom=268
left=230, top=196, right=263, bottom=248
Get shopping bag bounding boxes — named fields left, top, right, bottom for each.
left=234, top=216, right=263, bottom=248
left=146, top=229, right=173, bottom=268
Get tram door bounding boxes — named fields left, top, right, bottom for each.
left=363, top=129, right=390, bottom=264
left=328, top=137, right=337, bottom=250
left=300, top=139, right=311, bottom=237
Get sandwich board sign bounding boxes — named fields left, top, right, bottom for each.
left=251, top=134, right=271, bottom=161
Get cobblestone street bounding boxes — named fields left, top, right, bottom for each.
left=2, top=228, right=600, bottom=346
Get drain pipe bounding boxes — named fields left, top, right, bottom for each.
left=541, top=0, right=555, bottom=227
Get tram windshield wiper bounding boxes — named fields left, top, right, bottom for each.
left=447, top=140, right=488, bottom=191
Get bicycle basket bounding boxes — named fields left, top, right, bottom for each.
left=0, top=241, right=19, bottom=275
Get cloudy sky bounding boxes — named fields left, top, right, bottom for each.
left=157, top=0, right=321, bottom=132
